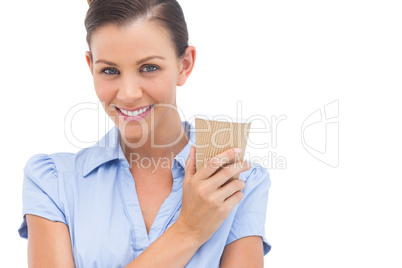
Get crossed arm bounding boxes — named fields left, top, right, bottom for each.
left=26, top=214, right=264, bottom=268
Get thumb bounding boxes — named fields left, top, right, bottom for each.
left=185, top=145, right=196, bottom=176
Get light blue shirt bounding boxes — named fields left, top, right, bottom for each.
left=18, top=120, right=271, bottom=267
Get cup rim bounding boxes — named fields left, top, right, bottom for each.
left=194, top=114, right=252, bottom=124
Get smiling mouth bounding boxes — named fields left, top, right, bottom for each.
left=116, top=104, right=154, bottom=117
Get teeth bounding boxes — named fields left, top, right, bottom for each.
left=119, top=105, right=151, bottom=117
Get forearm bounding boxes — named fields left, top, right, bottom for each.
left=125, top=221, right=204, bottom=268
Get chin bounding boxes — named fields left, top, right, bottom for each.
left=119, top=121, right=151, bottom=139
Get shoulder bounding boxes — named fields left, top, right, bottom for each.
left=225, top=161, right=272, bottom=255
left=235, top=161, right=271, bottom=214
left=18, top=146, right=113, bottom=239
left=241, top=161, right=271, bottom=189
left=22, top=152, right=75, bottom=198
left=23, top=146, right=98, bottom=182
left=24, top=152, right=72, bottom=174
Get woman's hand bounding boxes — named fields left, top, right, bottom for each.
left=176, top=146, right=251, bottom=244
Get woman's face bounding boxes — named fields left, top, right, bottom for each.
left=85, top=20, right=193, bottom=143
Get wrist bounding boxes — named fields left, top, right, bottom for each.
left=170, top=221, right=206, bottom=248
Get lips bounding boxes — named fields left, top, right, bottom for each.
left=115, top=104, right=154, bottom=120
left=116, top=104, right=153, bottom=112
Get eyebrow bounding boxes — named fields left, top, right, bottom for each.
left=95, top=55, right=166, bottom=66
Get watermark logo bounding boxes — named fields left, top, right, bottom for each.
left=63, top=100, right=288, bottom=171
left=301, top=100, right=339, bottom=167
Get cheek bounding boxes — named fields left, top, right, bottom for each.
left=143, top=73, right=177, bottom=99
left=94, top=79, right=115, bottom=102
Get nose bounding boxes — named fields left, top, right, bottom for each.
left=116, top=74, right=143, bottom=103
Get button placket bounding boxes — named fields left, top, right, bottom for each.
left=147, top=170, right=184, bottom=243
left=118, top=162, right=150, bottom=258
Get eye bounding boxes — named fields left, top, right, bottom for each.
left=141, top=65, right=159, bottom=73
left=101, top=67, right=120, bottom=75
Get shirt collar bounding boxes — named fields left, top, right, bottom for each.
left=82, top=120, right=196, bottom=178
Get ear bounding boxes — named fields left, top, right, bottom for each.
left=177, top=46, right=196, bottom=86
left=85, top=51, right=94, bottom=76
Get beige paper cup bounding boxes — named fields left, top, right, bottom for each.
left=194, top=116, right=252, bottom=186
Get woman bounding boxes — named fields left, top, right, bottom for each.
left=18, top=0, right=271, bottom=267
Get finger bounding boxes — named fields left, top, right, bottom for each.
left=196, top=147, right=242, bottom=180
left=184, top=145, right=196, bottom=176
left=215, top=178, right=246, bottom=203
left=223, top=188, right=244, bottom=211
left=211, top=160, right=251, bottom=189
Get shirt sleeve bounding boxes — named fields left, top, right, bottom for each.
left=225, top=162, right=272, bottom=256
left=18, top=153, right=67, bottom=239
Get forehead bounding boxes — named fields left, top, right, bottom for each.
left=90, top=20, right=175, bottom=63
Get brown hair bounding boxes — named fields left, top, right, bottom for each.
left=84, top=0, right=189, bottom=62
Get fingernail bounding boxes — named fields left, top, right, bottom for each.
left=234, top=148, right=242, bottom=154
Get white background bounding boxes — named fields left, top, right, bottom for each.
left=1, top=0, right=401, bottom=267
